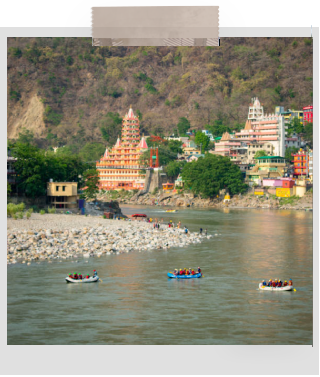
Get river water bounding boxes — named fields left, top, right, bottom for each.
left=7, top=206, right=313, bottom=345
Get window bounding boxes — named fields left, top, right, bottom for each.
left=62, top=186, right=66, bottom=192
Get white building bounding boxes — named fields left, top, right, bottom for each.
left=248, top=97, right=264, bottom=121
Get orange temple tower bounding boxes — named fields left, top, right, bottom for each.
left=96, top=106, right=148, bottom=190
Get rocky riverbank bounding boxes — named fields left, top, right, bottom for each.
left=7, top=214, right=211, bottom=265
left=107, top=190, right=313, bottom=211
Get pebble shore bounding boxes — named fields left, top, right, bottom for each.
left=7, top=214, right=211, bottom=265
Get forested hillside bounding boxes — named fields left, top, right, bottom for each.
left=7, top=37, right=313, bottom=153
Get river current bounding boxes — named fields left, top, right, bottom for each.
left=7, top=206, right=313, bottom=345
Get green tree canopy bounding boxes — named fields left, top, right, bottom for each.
left=285, top=146, right=299, bottom=163
left=181, top=154, right=247, bottom=198
left=304, top=122, right=313, bottom=148
left=167, top=140, right=183, bottom=154
left=206, top=120, right=231, bottom=137
left=254, top=150, right=268, bottom=159
left=99, top=112, right=123, bottom=146
left=11, top=142, right=87, bottom=197
left=81, top=169, right=100, bottom=200
left=177, top=117, right=190, bottom=136
left=287, top=117, right=304, bottom=136
left=17, top=127, right=35, bottom=144
left=195, top=131, right=210, bottom=151
left=79, top=142, right=106, bottom=162
left=165, top=160, right=186, bottom=178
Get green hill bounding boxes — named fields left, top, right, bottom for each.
left=7, top=37, right=313, bottom=151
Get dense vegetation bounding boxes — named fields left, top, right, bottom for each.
left=181, top=154, right=247, bottom=197
left=8, top=37, right=313, bottom=154
left=9, top=140, right=90, bottom=197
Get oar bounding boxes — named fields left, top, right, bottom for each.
left=99, top=278, right=103, bottom=282
left=293, top=288, right=296, bottom=291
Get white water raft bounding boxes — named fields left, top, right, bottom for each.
left=65, top=276, right=99, bottom=283
left=259, top=283, right=293, bottom=291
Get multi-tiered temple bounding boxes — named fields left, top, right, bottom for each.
left=96, top=107, right=148, bottom=190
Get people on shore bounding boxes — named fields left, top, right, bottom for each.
left=200, top=228, right=203, bottom=235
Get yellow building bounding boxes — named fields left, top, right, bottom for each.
left=246, top=156, right=287, bottom=185
left=47, top=182, right=78, bottom=209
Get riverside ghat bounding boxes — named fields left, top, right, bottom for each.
left=7, top=214, right=210, bottom=265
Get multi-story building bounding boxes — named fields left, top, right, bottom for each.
left=291, top=149, right=313, bottom=178
left=277, top=108, right=304, bottom=124
left=247, top=141, right=274, bottom=163
left=212, top=131, right=241, bottom=157
left=246, top=156, right=287, bottom=185
left=235, top=114, right=285, bottom=157
left=303, top=105, right=313, bottom=124
left=285, top=133, right=302, bottom=149
left=96, top=107, right=148, bottom=190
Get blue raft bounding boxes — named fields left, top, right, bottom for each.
left=167, top=272, right=202, bottom=279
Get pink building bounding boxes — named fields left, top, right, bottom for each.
left=212, top=132, right=241, bottom=156
left=235, top=115, right=285, bottom=157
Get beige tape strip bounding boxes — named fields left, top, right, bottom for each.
left=92, top=7, right=219, bottom=46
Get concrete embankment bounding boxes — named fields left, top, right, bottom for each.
left=7, top=214, right=211, bottom=265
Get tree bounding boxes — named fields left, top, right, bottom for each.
left=165, top=160, right=186, bottom=178
left=17, top=128, right=34, bottom=145
left=206, top=120, right=231, bottom=137
left=304, top=122, right=313, bottom=148
left=79, top=142, right=105, bottom=162
left=181, top=154, right=247, bottom=198
left=7, top=183, right=12, bottom=197
left=177, top=117, right=190, bottom=136
left=287, top=117, right=304, bottom=136
left=11, top=142, right=87, bottom=198
left=195, top=131, right=210, bottom=152
left=82, top=169, right=100, bottom=200
left=167, top=140, right=183, bottom=154
left=254, top=150, right=268, bottom=159
left=285, top=146, right=299, bottom=163
left=233, top=46, right=257, bottom=78
left=99, top=112, right=122, bottom=146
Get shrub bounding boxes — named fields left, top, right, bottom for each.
left=13, top=213, right=18, bottom=220
left=292, top=40, right=298, bottom=48
left=103, top=215, right=107, bottom=219
left=40, top=210, right=45, bottom=215
left=47, top=207, right=56, bottom=214
left=17, top=212, right=24, bottom=219
left=26, top=211, right=32, bottom=220
left=16, top=203, right=25, bottom=212
left=304, top=38, right=312, bottom=46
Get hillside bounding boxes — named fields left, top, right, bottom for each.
left=7, top=37, right=313, bottom=149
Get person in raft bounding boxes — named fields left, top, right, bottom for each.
left=288, top=279, right=293, bottom=286
left=197, top=267, right=202, bottom=274
left=261, top=280, right=267, bottom=286
left=73, top=272, right=78, bottom=280
left=93, top=270, right=98, bottom=277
